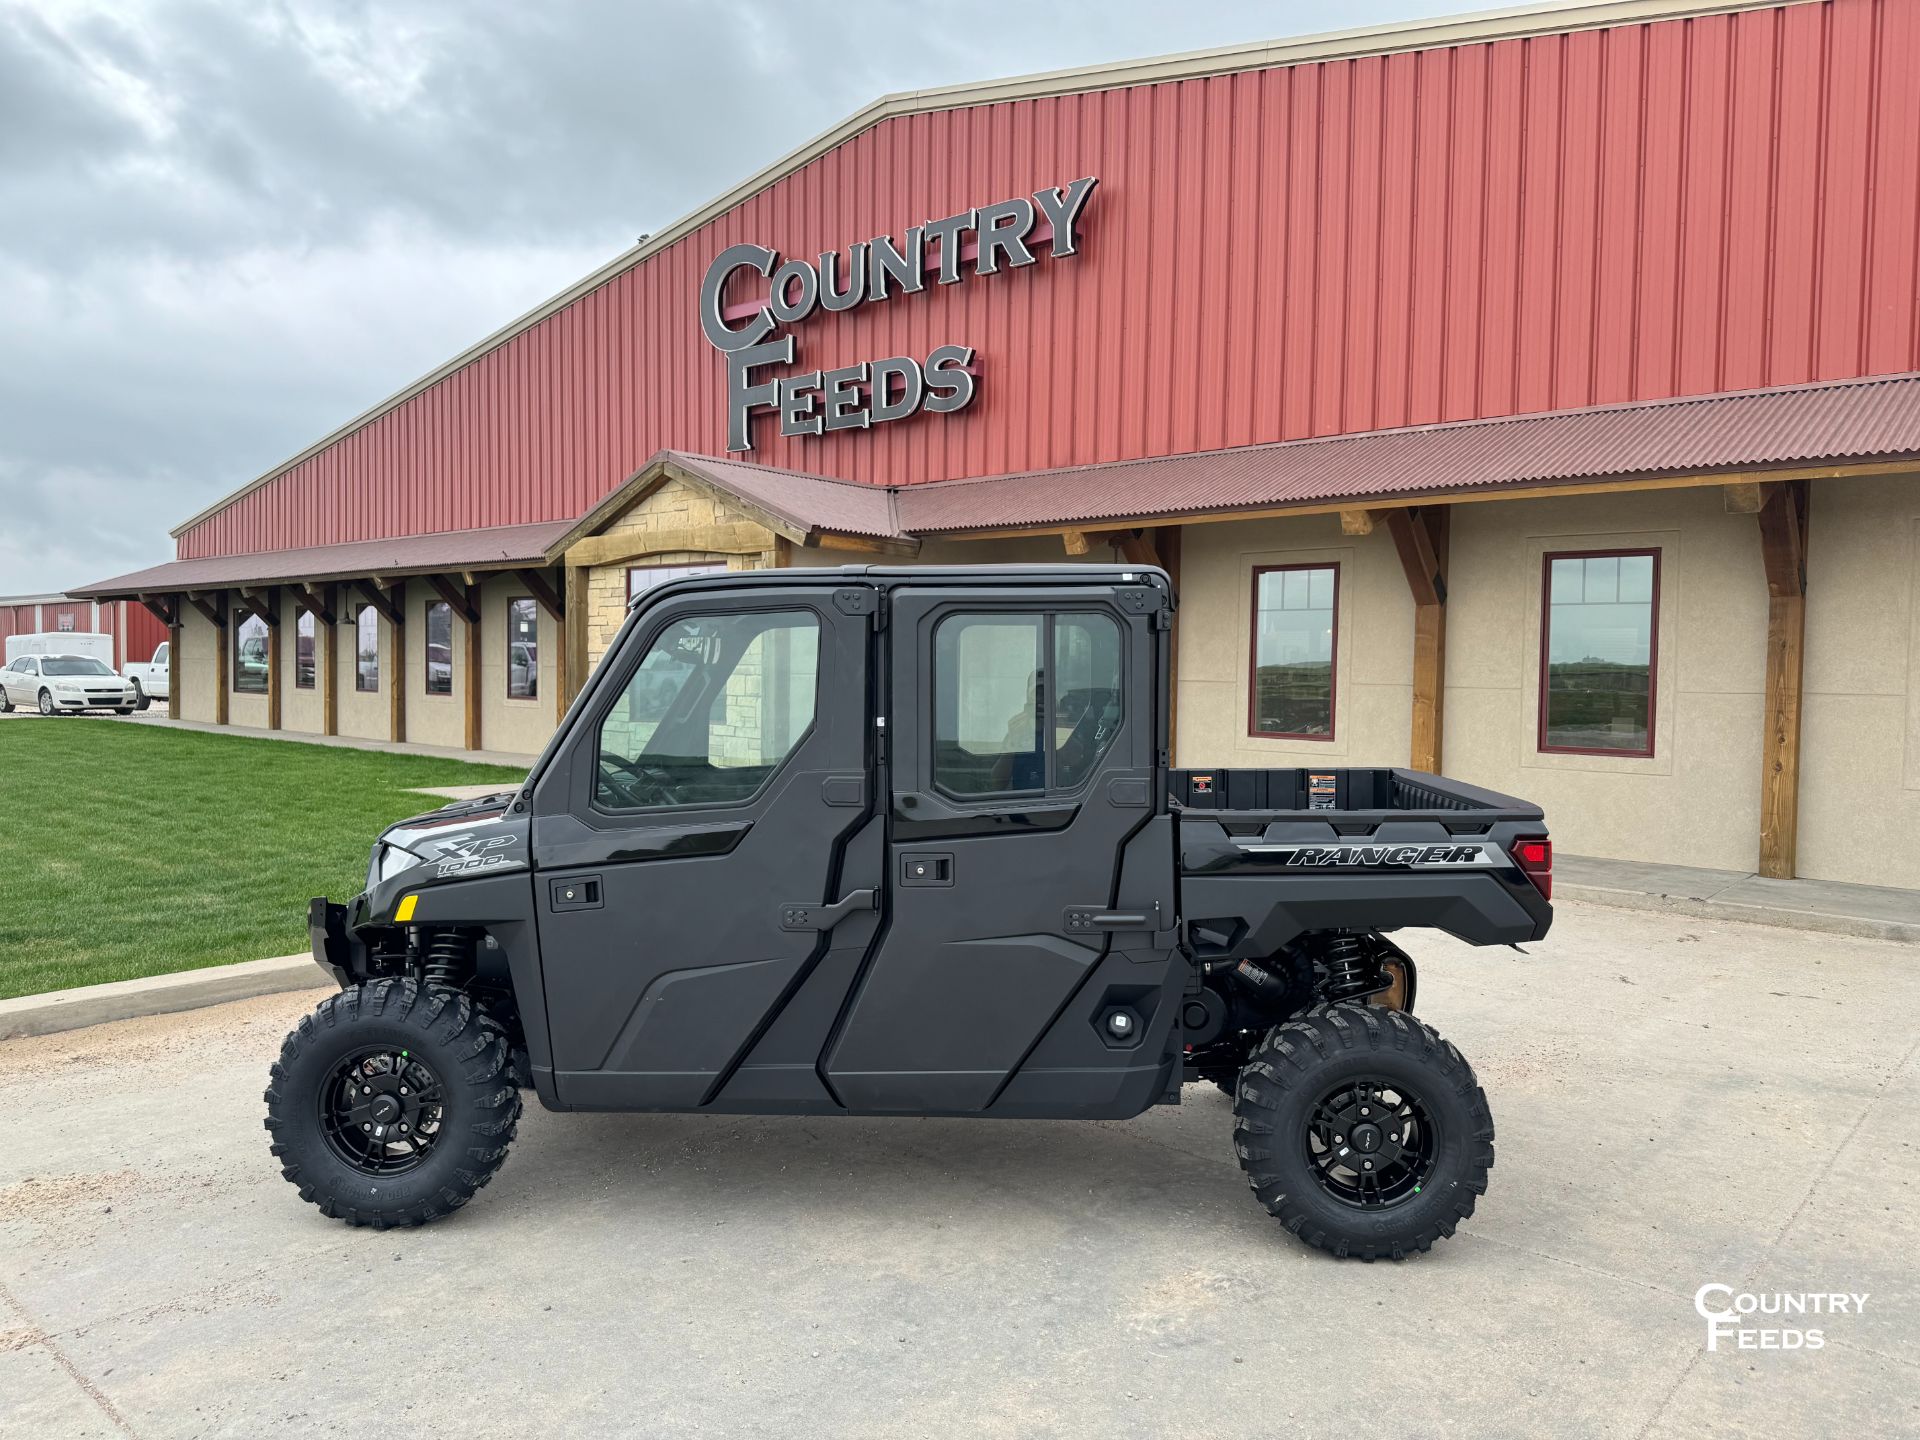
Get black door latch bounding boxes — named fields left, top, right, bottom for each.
left=779, top=889, right=878, bottom=932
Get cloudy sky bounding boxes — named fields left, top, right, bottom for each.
left=0, top=0, right=1466, bottom=594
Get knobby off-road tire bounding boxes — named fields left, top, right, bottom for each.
left=1233, top=1003, right=1493, bottom=1261
left=265, top=979, right=520, bottom=1228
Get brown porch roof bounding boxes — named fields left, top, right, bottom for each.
left=73, top=520, right=572, bottom=599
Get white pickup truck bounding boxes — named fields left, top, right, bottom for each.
left=122, top=641, right=171, bottom=709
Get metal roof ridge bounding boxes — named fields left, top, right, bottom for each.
left=166, top=0, right=1803, bottom=541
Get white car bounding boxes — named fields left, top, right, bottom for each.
left=123, top=640, right=171, bottom=708
left=0, top=654, right=140, bottom=715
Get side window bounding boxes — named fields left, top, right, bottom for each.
left=295, top=612, right=316, bottom=689
left=1250, top=564, right=1338, bottom=739
left=595, top=609, right=820, bottom=812
left=506, top=598, right=538, bottom=699
left=424, top=602, right=453, bottom=696
left=355, top=605, right=380, bottom=692
left=154, top=643, right=169, bottom=666
left=931, top=611, right=1124, bottom=799
left=1540, top=550, right=1658, bottom=756
left=233, top=610, right=269, bottom=694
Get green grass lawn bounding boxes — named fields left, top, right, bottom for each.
left=0, top=723, right=526, bottom=1000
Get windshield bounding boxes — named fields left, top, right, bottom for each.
left=42, top=658, right=115, bottom=677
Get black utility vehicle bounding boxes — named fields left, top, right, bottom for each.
left=272, top=566, right=1552, bottom=1259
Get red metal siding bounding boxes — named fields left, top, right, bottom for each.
left=179, top=0, right=1920, bottom=560
left=120, top=602, right=169, bottom=668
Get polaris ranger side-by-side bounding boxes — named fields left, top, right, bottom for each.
left=270, top=566, right=1552, bottom=1259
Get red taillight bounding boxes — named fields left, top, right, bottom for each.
left=1515, top=837, right=1552, bottom=900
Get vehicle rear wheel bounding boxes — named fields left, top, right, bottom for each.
left=0, top=687, right=11, bottom=712
left=265, top=979, right=520, bottom=1228
left=36, top=689, right=54, bottom=716
left=1232, top=1003, right=1493, bottom=1261
left=131, top=680, right=150, bottom=711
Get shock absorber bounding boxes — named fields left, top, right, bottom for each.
left=1320, top=931, right=1385, bottom=1004
left=421, top=931, right=475, bottom=993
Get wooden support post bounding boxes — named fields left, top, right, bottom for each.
left=565, top=564, right=588, bottom=707
left=167, top=597, right=182, bottom=721
left=213, top=590, right=228, bottom=726
left=321, top=585, right=338, bottom=737
left=1756, top=481, right=1810, bottom=879
left=464, top=582, right=483, bottom=752
left=1156, top=526, right=1182, bottom=763
left=264, top=587, right=281, bottom=731
left=1113, top=530, right=1158, bottom=567
left=1383, top=507, right=1450, bottom=774
left=387, top=582, right=407, bottom=744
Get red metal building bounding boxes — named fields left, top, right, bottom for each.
left=81, top=0, right=1920, bottom=888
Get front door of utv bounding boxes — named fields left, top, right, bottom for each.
left=530, top=583, right=875, bottom=1110
left=824, top=579, right=1177, bottom=1116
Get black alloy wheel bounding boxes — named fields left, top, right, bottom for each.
left=319, top=1047, right=446, bottom=1176
left=1232, top=1003, right=1493, bottom=1261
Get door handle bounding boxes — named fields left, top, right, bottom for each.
left=779, top=889, right=877, bottom=932
left=1063, top=902, right=1163, bottom=934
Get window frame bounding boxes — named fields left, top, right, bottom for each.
left=588, top=604, right=825, bottom=819
left=926, top=608, right=1126, bottom=804
left=294, top=610, right=316, bottom=690
left=505, top=596, right=539, bottom=701
left=232, top=607, right=270, bottom=695
left=1536, top=547, right=1661, bottom=759
left=1246, top=562, right=1340, bottom=742
left=354, top=604, right=380, bottom=693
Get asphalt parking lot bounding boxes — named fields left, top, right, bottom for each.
left=2, top=901, right=1914, bottom=1440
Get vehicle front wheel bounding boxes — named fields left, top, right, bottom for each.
left=0, top=687, right=11, bottom=712
left=131, top=680, right=150, bottom=711
left=265, top=979, right=520, bottom=1228
left=36, top=689, right=54, bottom=716
left=1232, top=1003, right=1493, bottom=1261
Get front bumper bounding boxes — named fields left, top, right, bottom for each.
left=50, top=694, right=135, bottom=711
left=308, top=898, right=367, bottom=988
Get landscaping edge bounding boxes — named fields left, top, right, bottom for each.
left=0, top=953, right=332, bottom=1041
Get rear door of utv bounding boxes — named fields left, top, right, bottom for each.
left=823, top=575, right=1179, bottom=1117
left=529, top=579, right=880, bottom=1110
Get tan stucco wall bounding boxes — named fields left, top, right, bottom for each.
left=479, top=574, right=558, bottom=757
left=335, top=596, right=390, bottom=742
left=1176, top=516, right=1412, bottom=769
left=1798, top=474, right=1920, bottom=888
left=177, top=608, right=218, bottom=722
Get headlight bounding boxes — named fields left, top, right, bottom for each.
left=376, top=844, right=425, bottom=883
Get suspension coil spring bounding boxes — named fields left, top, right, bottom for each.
left=422, top=931, right=474, bottom=993
left=1321, top=932, right=1382, bottom=1003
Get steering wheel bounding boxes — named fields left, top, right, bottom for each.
left=595, top=753, right=682, bottom=809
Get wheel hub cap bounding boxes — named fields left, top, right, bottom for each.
left=320, top=1049, right=445, bottom=1176
left=1304, top=1078, right=1439, bottom=1209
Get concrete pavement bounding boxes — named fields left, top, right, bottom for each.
left=2, top=900, right=1915, bottom=1438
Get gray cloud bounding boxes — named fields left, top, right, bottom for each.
left=0, top=0, right=1460, bottom=593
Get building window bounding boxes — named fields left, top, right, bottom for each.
left=425, top=602, right=453, bottom=695
left=596, top=610, right=820, bottom=811
left=1249, top=564, right=1337, bottom=739
left=295, top=611, right=316, bottom=689
left=1539, top=550, right=1659, bottom=756
left=930, top=611, right=1123, bottom=798
left=628, top=563, right=727, bottom=600
left=507, top=597, right=538, bottom=699
left=233, top=609, right=269, bottom=694
left=355, top=605, right=379, bottom=692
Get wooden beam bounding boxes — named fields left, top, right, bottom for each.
left=565, top=564, right=588, bottom=705
left=516, top=569, right=565, bottom=622
left=427, top=572, right=480, bottom=625
left=1061, top=529, right=1093, bottom=556
left=293, top=582, right=336, bottom=627
left=1384, top=507, right=1450, bottom=773
left=167, top=615, right=181, bottom=720
left=1756, top=481, right=1810, bottom=879
left=565, top=522, right=773, bottom=569
left=355, top=578, right=401, bottom=626
left=185, top=592, right=226, bottom=629
left=772, top=536, right=795, bottom=567
left=264, top=588, right=281, bottom=731
left=554, top=606, right=570, bottom=726
left=1339, top=509, right=1376, bottom=536
left=463, top=583, right=483, bottom=751
left=1723, top=481, right=1768, bottom=513
left=813, top=530, right=920, bottom=556
left=321, top=584, right=338, bottom=737
left=236, top=588, right=280, bottom=627
left=137, top=594, right=177, bottom=628
left=388, top=582, right=406, bottom=744
left=1114, top=530, right=1158, bottom=567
